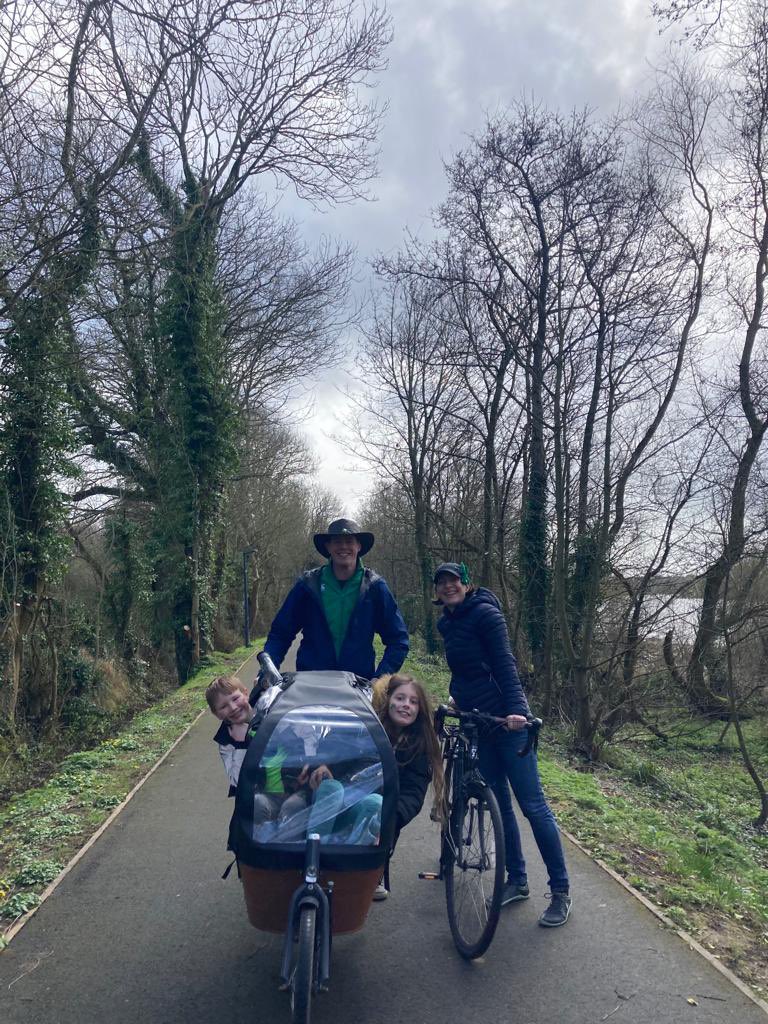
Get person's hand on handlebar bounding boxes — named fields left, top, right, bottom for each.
left=505, top=714, right=528, bottom=731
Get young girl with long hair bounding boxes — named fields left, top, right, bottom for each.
left=371, top=673, right=445, bottom=899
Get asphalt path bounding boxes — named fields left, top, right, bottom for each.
left=1, top=648, right=766, bottom=1024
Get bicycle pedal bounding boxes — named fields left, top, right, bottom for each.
left=418, top=871, right=440, bottom=880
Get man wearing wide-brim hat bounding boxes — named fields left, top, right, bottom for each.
left=263, top=518, right=409, bottom=680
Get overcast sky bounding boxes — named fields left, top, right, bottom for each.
left=287, top=0, right=665, bottom=518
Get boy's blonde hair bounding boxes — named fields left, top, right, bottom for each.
left=205, top=674, right=248, bottom=713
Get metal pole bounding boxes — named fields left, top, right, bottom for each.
left=242, top=550, right=250, bottom=647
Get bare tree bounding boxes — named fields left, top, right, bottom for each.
left=649, top=5, right=768, bottom=715
left=354, top=275, right=465, bottom=651
left=429, top=102, right=619, bottom=693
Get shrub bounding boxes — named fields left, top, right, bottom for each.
left=0, top=891, right=40, bottom=919
left=12, top=860, right=63, bottom=887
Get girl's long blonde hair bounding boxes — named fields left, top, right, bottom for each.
left=373, top=673, right=445, bottom=821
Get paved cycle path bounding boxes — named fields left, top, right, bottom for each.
left=1, top=648, right=765, bottom=1024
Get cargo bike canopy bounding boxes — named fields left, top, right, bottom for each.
left=231, top=671, right=399, bottom=872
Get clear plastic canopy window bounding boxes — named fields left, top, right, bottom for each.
left=251, top=707, right=384, bottom=847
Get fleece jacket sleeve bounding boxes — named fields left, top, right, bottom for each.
left=396, top=752, right=431, bottom=830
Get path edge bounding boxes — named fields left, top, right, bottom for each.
left=4, top=659, right=767, bottom=1019
left=561, top=826, right=768, bottom=1017
left=1, top=648, right=259, bottom=949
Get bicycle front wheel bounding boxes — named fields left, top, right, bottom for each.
left=290, top=905, right=316, bottom=1024
left=445, top=782, right=504, bottom=959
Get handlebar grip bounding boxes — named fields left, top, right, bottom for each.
left=256, top=651, right=283, bottom=688
left=519, top=716, right=542, bottom=757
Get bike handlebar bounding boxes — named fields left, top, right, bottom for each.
left=435, top=705, right=542, bottom=757
left=256, top=650, right=284, bottom=690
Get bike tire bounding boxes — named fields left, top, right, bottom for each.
left=445, top=781, right=504, bottom=959
left=439, top=753, right=454, bottom=873
left=290, top=905, right=316, bottom=1024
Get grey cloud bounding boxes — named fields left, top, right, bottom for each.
left=279, top=0, right=665, bottom=505
left=290, top=0, right=662, bottom=258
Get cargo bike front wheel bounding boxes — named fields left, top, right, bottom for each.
left=290, top=905, right=318, bottom=1024
left=281, top=835, right=331, bottom=1024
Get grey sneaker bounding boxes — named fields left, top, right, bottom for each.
left=538, top=891, right=572, bottom=927
left=500, top=882, right=530, bottom=906
left=372, top=880, right=388, bottom=901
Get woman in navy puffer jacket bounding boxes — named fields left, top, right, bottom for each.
left=435, top=562, right=572, bottom=928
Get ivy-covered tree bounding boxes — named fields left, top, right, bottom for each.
left=64, top=0, right=390, bottom=680
left=0, top=301, right=77, bottom=725
left=0, top=0, right=228, bottom=722
left=135, top=157, right=237, bottom=678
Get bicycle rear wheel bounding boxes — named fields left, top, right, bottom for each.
left=445, top=782, right=504, bottom=959
left=290, top=905, right=316, bottom=1024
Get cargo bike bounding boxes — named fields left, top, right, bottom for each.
left=228, top=654, right=398, bottom=1024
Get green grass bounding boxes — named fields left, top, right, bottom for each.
left=5, top=636, right=767, bottom=993
left=0, top=643, right=262, bottom=944
left=402, top=639, right=768, bottom=995
left=401, top=641, right=451, bottom=702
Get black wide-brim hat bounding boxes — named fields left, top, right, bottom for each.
left=313, top=518, right=374, bottom=559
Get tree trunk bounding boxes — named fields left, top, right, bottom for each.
left=414, top=492, right=438, bottom=654
left=521, top=340, right=550, bottom=686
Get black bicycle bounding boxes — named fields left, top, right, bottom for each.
left=427, top=706, right=541, bottom=959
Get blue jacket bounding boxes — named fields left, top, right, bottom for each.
left=437, top=588, right=529, bottom=717
left=264, top=566, right=409, bottom=680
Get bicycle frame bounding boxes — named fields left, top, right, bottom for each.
left=434, top=706, right=542, bottom=876
left=438, top=713, right=488, bottom=873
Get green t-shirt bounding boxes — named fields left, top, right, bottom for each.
left=263, top=746, right=287, bottom=794
left=320, top=562, right=364, bottom=658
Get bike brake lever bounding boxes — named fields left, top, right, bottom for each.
left=518, top=717, right=542, bottom=757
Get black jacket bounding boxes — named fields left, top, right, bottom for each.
left=395, top=744, right=431, bottom=833
left=437, top=587, right=530, bottom=718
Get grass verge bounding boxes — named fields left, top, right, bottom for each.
left=402, top=639, right=768, bottom=999
left=0, top=644, right=261, bottom=946
left=5, top=636, right=766, bottom=999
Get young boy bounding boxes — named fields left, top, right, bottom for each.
left=205, top=673, right=311, bottom=839
left=206, top=675, right=253, bottom=796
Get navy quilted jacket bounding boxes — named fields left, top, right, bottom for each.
left=437, top=588, right=530, bottom=717
left=264, top=566, right=409, bottom=680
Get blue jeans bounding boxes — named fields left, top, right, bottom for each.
left=478, top=727, right=569, bottom=893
